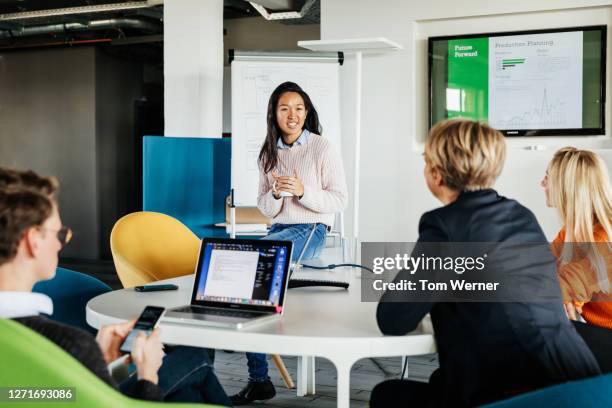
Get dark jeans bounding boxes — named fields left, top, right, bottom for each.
left=573, top=320, right=612, bottom=373
left=121, top=345, right=231, bottom=406
left=245, top=223, right=327, bottom=381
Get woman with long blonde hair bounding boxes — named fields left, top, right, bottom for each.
left=371, top=121, right=599, bottom=408
left=542, top=146, right=612, bottom=371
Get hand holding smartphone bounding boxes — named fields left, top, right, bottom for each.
left=131, top=328, right=164, bottom=384
left=119, top=306, right=165, bottom=354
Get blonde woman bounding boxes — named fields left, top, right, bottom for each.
left=372, top=120, right=599, bottom=408
left=542, top=147, right=612, bottom=371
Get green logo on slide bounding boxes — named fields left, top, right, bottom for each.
left=447, top=38, right=489, bottom=121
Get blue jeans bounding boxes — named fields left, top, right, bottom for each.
left=121, top=346, right=231, bottom=406
left=246, top=223, right=327, bottom=381
left=265, top=223, right=327, bottom=262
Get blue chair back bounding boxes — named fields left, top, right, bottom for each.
left=143, top=136, right=230, bottom=237
left=480, top=373, right=612, bottom=407
left=33, top=267, right=111, bottom=333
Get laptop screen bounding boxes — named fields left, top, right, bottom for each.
left=191, top=238, right=293, bottom=312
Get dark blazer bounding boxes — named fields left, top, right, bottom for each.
left=377, top=189, right=600, bottom=407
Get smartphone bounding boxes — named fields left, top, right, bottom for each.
left=134, top=284, right=178, bottom=292
left=119, top=306, right=165, bottom=354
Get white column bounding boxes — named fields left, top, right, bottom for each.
left=164, top=0, right=224, bottom=138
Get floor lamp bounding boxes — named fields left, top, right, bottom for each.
left=298, top=37, right=402, bottom=262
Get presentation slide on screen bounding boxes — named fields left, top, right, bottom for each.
left=203, top=249, right=259, bottom=299
left=434, top=28, right=601, bottom=132
left=488, top=32, right=583, bottom=130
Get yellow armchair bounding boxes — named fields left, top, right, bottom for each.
left=110, top=211, right=201, bottom=288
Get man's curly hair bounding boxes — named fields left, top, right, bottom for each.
left=0, top=167, right=58, bottom=264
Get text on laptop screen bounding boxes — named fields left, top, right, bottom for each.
left=195, top=241, right=288, bottom=306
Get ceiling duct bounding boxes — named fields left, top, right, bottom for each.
left=0, top=18, right=161, bottom=39
left=0, top=1, right=163, bottom=22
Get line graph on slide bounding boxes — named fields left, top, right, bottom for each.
left=493, top=87, right=568, bottom=128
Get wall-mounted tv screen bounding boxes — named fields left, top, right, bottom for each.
left=429, top=25, right=606, bottom=136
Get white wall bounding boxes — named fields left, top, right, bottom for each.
left=321, top=0, right=612, bottom=242
left=222, top=17, right=320, bottom=133
left=164, top=0, right=224, bottom=137
left=224, top=17, right=320, bottom=64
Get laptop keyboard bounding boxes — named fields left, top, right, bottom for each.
left=173, top=306, right=263, bottom=319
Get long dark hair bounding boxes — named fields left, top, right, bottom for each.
left=258, top=81, right=322, bottom=174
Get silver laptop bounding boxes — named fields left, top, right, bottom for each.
left=163, top=237, right=293, bottom=329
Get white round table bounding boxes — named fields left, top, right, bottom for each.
left=87, top=268, right=435, bottom=408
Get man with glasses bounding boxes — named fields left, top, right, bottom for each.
left=38, top=226, right=73, bottom=247
left=0, top=167, right=231, bottom=405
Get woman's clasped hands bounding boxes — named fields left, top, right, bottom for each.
left=272, top=170, right=304, bottom=199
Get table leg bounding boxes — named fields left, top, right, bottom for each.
left=296, top=355, right=315, bottom=396
left=334, top=357, right=355, bottom=408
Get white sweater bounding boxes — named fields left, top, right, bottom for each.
left=257, top=134, right=348, bottom=227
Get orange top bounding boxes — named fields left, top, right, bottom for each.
left=552, top=225, right=612, bottom=329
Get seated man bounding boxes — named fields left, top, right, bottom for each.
left=0, top=167, right=231, bottom=405
left=372, top=119, right=600, bottom=407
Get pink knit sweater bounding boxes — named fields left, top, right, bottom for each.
left=257, top=134, right=348, bottom=227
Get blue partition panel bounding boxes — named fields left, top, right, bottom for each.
left=143, top=136, right=230, bottom=237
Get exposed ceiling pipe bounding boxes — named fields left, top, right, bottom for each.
left=248, top=0, right=315, bottom=20
left=111, top=34, right=163, bottom=46
left=0, top=38, right=113, bottom=50
left=0, top=18, right=161, bottom=39
left=0, top=1, right=164, bottom=22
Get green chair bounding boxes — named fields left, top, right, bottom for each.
left=0, top=319, right=216, bottom=408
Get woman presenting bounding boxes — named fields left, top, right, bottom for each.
left=230, top=81, right=348, bottom=405
left=258, top=81, right=347, bottom=259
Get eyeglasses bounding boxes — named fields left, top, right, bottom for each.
left=38, top=226, right=73, bottom=247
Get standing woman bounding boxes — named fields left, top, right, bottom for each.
left=230, top=81, right=348, bottom=405
left=257, top=81, right=348, bottom=260
left=542, top=146, right=612, bottom=371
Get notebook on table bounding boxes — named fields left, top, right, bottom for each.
left=162, top=237, right=293, bottom=329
